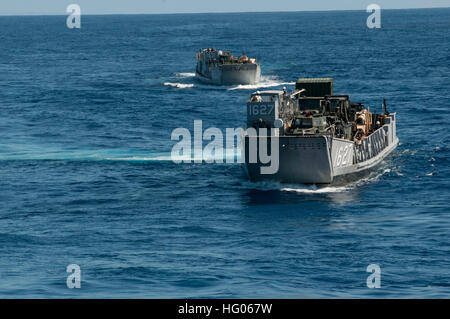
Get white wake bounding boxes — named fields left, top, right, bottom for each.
left=163, top=82, right=195, bottom=89
left=164, top=74, right=295, bottom=91
left=175, top=72, right=196, bottom=78
left=240, top=167, right=393, bottom=194
left=227, top=76, right=295, bottom=91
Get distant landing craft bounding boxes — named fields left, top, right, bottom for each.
left=195, top=48, right=261, bottom=85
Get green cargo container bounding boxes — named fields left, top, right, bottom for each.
left=296, top=78, right=333, bottom=97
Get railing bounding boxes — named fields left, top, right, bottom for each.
left=354, top=123, right=390, bottom=163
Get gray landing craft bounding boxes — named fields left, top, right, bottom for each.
left=195, top=48, right=261, bottom=85
left=243, top=78, right=399, bottom=184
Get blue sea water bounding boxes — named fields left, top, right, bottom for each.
left=0, top=8, right=449, bottom=298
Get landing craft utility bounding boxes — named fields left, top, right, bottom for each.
left=195, top=48, right=261, bottom=85
left=243, top=78, right=399, bottom=184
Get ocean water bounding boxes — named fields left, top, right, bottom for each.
left=0, top=9, right=449, bottom=298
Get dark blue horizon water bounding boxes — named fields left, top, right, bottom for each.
left=0, top=8, right=449, bottom=298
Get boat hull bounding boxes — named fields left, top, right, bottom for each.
left=243, top=114, right=398, bottom=185
left=196, top=63, right=261, bottom=85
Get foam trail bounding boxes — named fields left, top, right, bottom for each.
left=0, top=148, right=171, bottom=162
left=175, top=72, right=196, bottom=77
left=167, top=147, right=241, bottom=163
left=239, top=180, right=349, bottom=194
left=282, top=186, right=349, bottom=193
left=0, top=146, right=242, bottom=163
left=164, top=75, right=295, bottom=91
left=228, top=76, right=296, bottom=91
left=240, top=165, right=394, bottom=194
left=228, top=82, right=296, bottom=91
left=164, top=82, right=195, bottom=89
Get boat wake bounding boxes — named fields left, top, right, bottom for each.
left=0, top=146, right=241, bottom=163
left=164, top=73, right=295, bottom=91
left=240, top=166, right=393, bottom=194
left=239, top=180, right=349, bottom=194
left=112, top=148, right=240, bottom=163
left=227, top=76, right=295, bottom=91
left=281, top=186, right=349, bottom=193
left=175, top=72, right=196, bottom=78
left=163, top=82, right=195, bottom=89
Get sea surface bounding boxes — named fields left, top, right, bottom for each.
left=0, top=9, right=449, bottom=298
